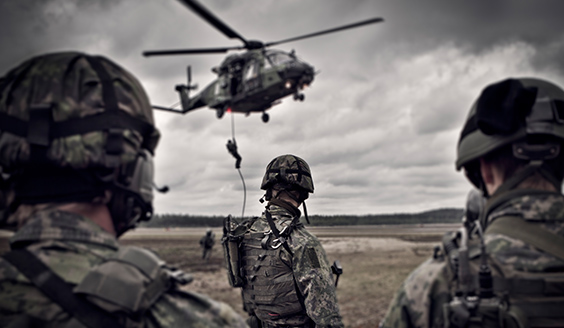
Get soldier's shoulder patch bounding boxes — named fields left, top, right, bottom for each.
left=305, top=247, right=320, bottom=268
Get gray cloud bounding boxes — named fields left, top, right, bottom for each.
left=2, top=0, right=564, bottom=216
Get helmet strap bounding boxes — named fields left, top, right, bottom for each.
left=537, top=165, right=562, bottom=192
left=271, top=187, right=310, bottom=224
left=262, top=189, right=273, bottom=202
left=281, top=189, right=301, bottom=204
left=302, top=201, right=310, bottom=224
left=107, top=186, right=152, bottom=237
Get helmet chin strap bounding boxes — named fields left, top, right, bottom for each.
left=282, top=190, right=311, bottom=224
left=302, top=201, right=310, bottom=224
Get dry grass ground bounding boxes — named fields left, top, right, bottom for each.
left=0, top=224, right=456, bottom=327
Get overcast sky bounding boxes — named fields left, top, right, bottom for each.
left=2, top=0, right=564, bottom=218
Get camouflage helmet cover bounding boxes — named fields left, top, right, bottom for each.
left=0, top=52, right=160, bottom=234
left=456, top=77, right=564, bottom=171
left=0, top=51, right=160, bottom=172
left=261, top=154, right=314, bottom=193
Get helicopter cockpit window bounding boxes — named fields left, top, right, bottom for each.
left=268, top=52, right=294, bottom=66
left=263, top=58, right=273, bottom=70
left=244, top=60, right=259, bottom=81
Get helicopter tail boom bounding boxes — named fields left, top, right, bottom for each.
left=152, top=105, right=192, bottom=114
left=175, top=65, right=199, bottom=112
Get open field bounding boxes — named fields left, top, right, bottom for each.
left=0, top=224, right=457, bottom=327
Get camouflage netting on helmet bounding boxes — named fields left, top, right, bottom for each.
left=261, top=154, right=314, bottom=193
left=0, top=52, right=160, bottom=172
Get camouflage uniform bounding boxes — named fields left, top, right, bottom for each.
left=381, top=187, right=564, bottom=328
left=201, top=230, right=216, bottom=260
left=0, top=208, right=247, bottom=327
left=382, top=77, right=564, bottom=328
left=0, top=52, right=248, bottom=327
left=241, top=203, right=343, bottom=328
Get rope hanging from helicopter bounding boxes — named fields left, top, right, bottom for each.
left=226, top=111, right=246, bottom=218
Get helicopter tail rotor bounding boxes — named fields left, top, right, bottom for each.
left=187, top=66, right=191, bottom=87
left=187, top=66, right=198, bottom=92
left=159, top=66, right=200, bottom=114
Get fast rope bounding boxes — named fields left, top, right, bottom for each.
left=226, top=112, right=246, bottom=218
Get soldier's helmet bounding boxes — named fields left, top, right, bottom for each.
left=261, top=154, right=314, bottom=193
left=456, top=78, right=564, bottom=194
left=464, top=188, right=486, bottom=224
left=0, top=52, right=160, bottom=236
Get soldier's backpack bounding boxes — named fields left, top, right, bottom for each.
left=222, top=215, right=257, bottom=287
left=442, top=216, right=564, bottom=328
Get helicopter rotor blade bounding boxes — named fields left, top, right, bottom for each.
left=143, top=46, right=244, bottom=56
left=176, top=0, right=249, bottom=46
left=264, top=17, right=384, bottom=47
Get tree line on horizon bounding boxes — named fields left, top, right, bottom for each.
left=142, top=208, right=464, bottom=228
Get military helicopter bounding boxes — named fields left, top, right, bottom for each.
left=144, top=0, right=383, bottom=123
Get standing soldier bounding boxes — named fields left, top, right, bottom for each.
left=223, top=155, right=343, bottom=328
left=0, top=52, right=247, bottom=327
left=381, top=78, right=564, bottom=327
left=201, top=228, right=216, bottom=260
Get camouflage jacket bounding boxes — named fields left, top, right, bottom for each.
left=243, top=203, right=343, bottom=328
left=0, top=209, right=248, bottom=328
left=380, top=190, right=564, bottom=328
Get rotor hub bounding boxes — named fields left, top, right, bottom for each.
left=246, top=40, right=264, bottom=50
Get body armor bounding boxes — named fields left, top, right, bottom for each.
left=240, top=231, right=308, bottom=324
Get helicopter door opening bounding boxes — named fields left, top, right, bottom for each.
left=243, top=59, right=261, bottom=93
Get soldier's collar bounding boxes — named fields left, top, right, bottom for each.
left=483, top=189, right=564, bottom=226
left=9, top=209, right=119, bottom=250
left=267, top=198, right=301, bottom=218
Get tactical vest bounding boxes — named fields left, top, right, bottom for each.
left=442, top=217, right=564, bottom=328
left=240, top=231, right=307, bottom=323
left=3, top=245, right=192, bottom=328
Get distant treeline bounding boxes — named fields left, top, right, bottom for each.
left=142, top=208, right=464, bottom=228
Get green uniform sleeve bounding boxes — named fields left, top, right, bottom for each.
left=291, top=232, right=344, bottom=328
left=380, top=258, right=451, bottom=328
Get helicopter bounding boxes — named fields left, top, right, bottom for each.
left=144, top=0, right=383, bottom=123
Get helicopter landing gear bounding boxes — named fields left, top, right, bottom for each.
left=217, top=107, right=225, bottom=119
left=262, top=112, right=270, bottom=123
left=293, top=93, right=305, bottom=101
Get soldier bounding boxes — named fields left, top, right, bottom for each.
left=461, top=188, right=486, bottom=234
left=380, top=78, right=564, bottom=327
left=0, top=52, right=247, bottom=327
left=200, top=228, right=216, bottom=260
left=224, top=155, right=343, bottom=328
